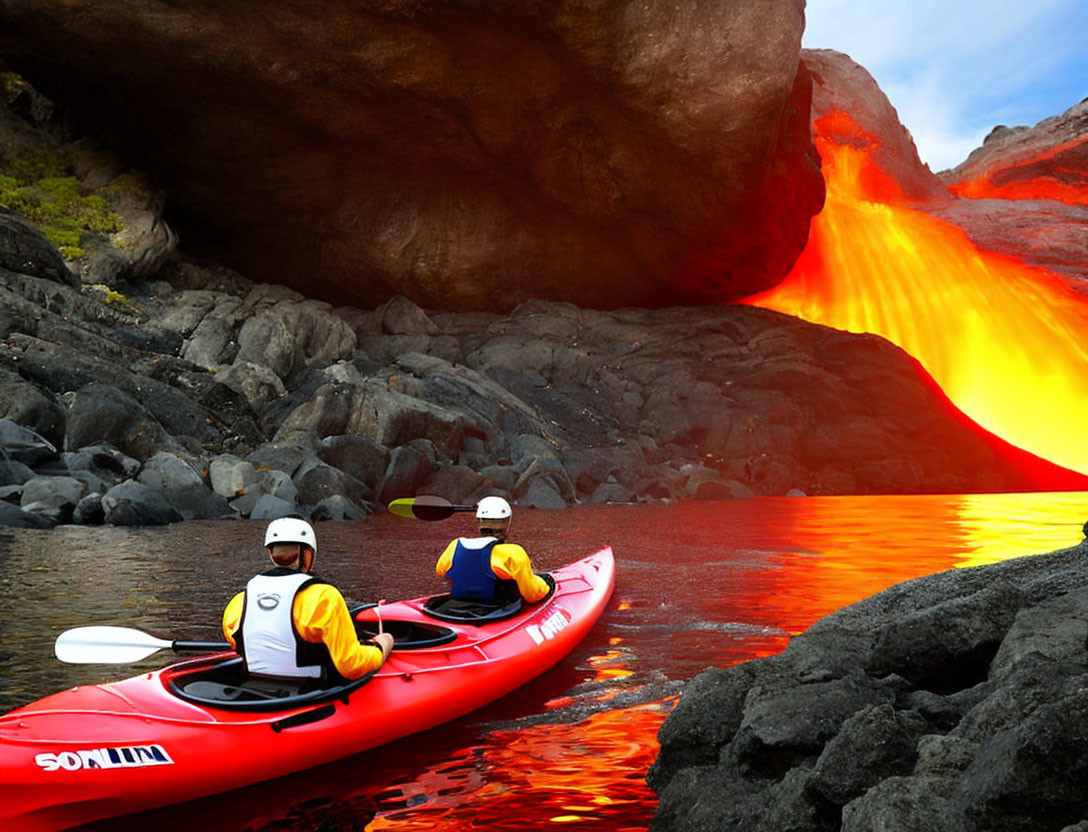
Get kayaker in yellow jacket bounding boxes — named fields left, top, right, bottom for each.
left=223, top=517, right=393, bottom=681
left=436, top=496, right=550, bottom=605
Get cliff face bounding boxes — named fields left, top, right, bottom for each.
left=0, top=0, right=823, bottom=312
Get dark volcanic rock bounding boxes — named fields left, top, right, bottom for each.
left=649, top=537, right=1088, bottom=832
left=0, top=0, right=822, bottom=311
left=101, top=479, right=182, bottom=526
left=0, top=212, right=78, bottom=288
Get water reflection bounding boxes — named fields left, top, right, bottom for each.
left=1, top=492, right=1085, bottom=830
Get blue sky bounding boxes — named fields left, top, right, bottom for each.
left=802, top=0, right=1088, bottom=171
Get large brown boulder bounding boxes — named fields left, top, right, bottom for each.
left=0, top=0, right=823, bottom=311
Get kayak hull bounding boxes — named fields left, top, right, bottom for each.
left=0, top=547, right=614, bottom=831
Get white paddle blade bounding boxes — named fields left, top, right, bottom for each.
left=55, top=626, right=173, bottom=665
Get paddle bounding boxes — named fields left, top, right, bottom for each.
left=387, top=495, right=475, bottom=521
left=55, top=625, right=230, bottom=665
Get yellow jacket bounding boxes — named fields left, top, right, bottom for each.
left=222, top=582, right=384, bottom=680
left=435, top=539, right=550, bottom=603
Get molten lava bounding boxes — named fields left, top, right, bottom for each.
left=948, top=134, right=1088, bottom=205
left=745, top=112, right=1088, bottom=478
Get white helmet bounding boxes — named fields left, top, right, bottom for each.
left=264, top=517, right=317, bottom=555
left=475, top=496, right=512, bottom=521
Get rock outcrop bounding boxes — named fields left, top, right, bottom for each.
left=802, top=49, right=947, bottom=203
left=935, top=97, right=1088, bottom=280
left=3, top=223, right=1084, bottom=528
left=649, top=534, right=1088, bottom=832
left=0, top=0, right=823, bottom=311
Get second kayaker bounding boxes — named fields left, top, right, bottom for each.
left=435, top=496, right=550, bottom=608
left=222, top=517, right=394, bottom=681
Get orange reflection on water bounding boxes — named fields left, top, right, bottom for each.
left=745, top=112, right=1088, bottom=477
left=745, top=492, right=1087, bottom=638
left=364, top=702, right=667, bottom=832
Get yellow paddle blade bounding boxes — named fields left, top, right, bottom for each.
left=386, top=496, right=474, bottom=521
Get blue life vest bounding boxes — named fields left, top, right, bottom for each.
left=447, top=537, right=503, bottom=601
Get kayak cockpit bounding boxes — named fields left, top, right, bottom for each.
left=167, top=619, right=457, bottom=711
left=421, top=573, right=557, bottom=624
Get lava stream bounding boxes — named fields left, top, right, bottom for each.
left=744, top=112, right=1088, bottom=478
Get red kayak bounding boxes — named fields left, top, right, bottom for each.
left=0, top=547, right=614, bottom=831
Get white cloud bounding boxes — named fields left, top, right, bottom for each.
left=802, top=0, right=1088, bottom=169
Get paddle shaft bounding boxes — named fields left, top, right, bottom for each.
left=387, top=495, right=476, bottom=521
left=173, top=640, right=232, bottom=653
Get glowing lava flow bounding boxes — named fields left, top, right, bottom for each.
left=744, top=112, right=1088, bottom=477
left=948, top=134, right=1088, bottom=205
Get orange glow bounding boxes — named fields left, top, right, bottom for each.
left=364, top=703, right=666, bottom=831
left=746, top=112, right=1088, bottom=477
left=948, top=135, right=1088, bottom=205
left=588, top=648, right=634, bottom=683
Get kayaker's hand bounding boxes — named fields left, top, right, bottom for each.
left=373, top=632, right=395, bottom=661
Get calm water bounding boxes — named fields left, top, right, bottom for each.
left=1, top=492, right=1086, bottom=830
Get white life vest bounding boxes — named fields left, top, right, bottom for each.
left=239, top=571, right=323, bottom=678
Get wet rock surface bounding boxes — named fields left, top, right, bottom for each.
left=649, top=535, right=1088, bottom=832
left=0, top=0, right=822, bottom=311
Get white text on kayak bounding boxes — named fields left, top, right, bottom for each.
left=35, top=745, right=174, bottom=771
left=527, top=610, right=569, bottom=644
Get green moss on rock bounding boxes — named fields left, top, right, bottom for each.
left=0, top=153, right=123, bottom=259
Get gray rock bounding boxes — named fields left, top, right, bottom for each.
left=0, top=371, right=65, bottom=443
left=649, top=540, right=1088, bottom=832
left=181, top=296, right=243, bottom=366
left=840, top=776, right=963, bottom=832
left=101, top=479, right=182, bottom=525
left=377, top=442, right=436, bottom=506
left=420, top=464, right=486, bottom=506
left=808, top=703, right=925, bottom=806
left=213, top=359, right=285, bottom=414
left=0, top=213, right=77, bottom=287
left=318, top=434, right=389, bottom=488
left=62, top=444, right=141, bottom=487
left=208, top=453, right=259, bottom=499
left=227, top=469, right=299, bottom=516
left=19, top=475, right=86, bottom=522
left=589, top=482, right=635, bottom=504
left=63, top=383, right=180, bottom=462
left=377, top=295, right=438, bottom=335
left=72, top=491, right=104, bottom=524
left=248, top=493, right=301, bottom=521
left=521, top=476, right=567, bottom=510
left=0, top=417, right=58, bottom=467
left=311, top=494, right=370, bottom=521
left=0, top=498, right=56, bottom=528
left=0, top=459, right=35, bottom=487
left=137, top=452, right=234, bottom=520
left=293, top=457, right=371, bottom=507
left=244, top=443, right=311, bottom=478
left=477, top=462, right=519, bottom=495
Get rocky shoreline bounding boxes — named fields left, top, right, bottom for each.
left=3, top=237, right=1077, bottom=528
left=648, top=532, right=1088, bottom=832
